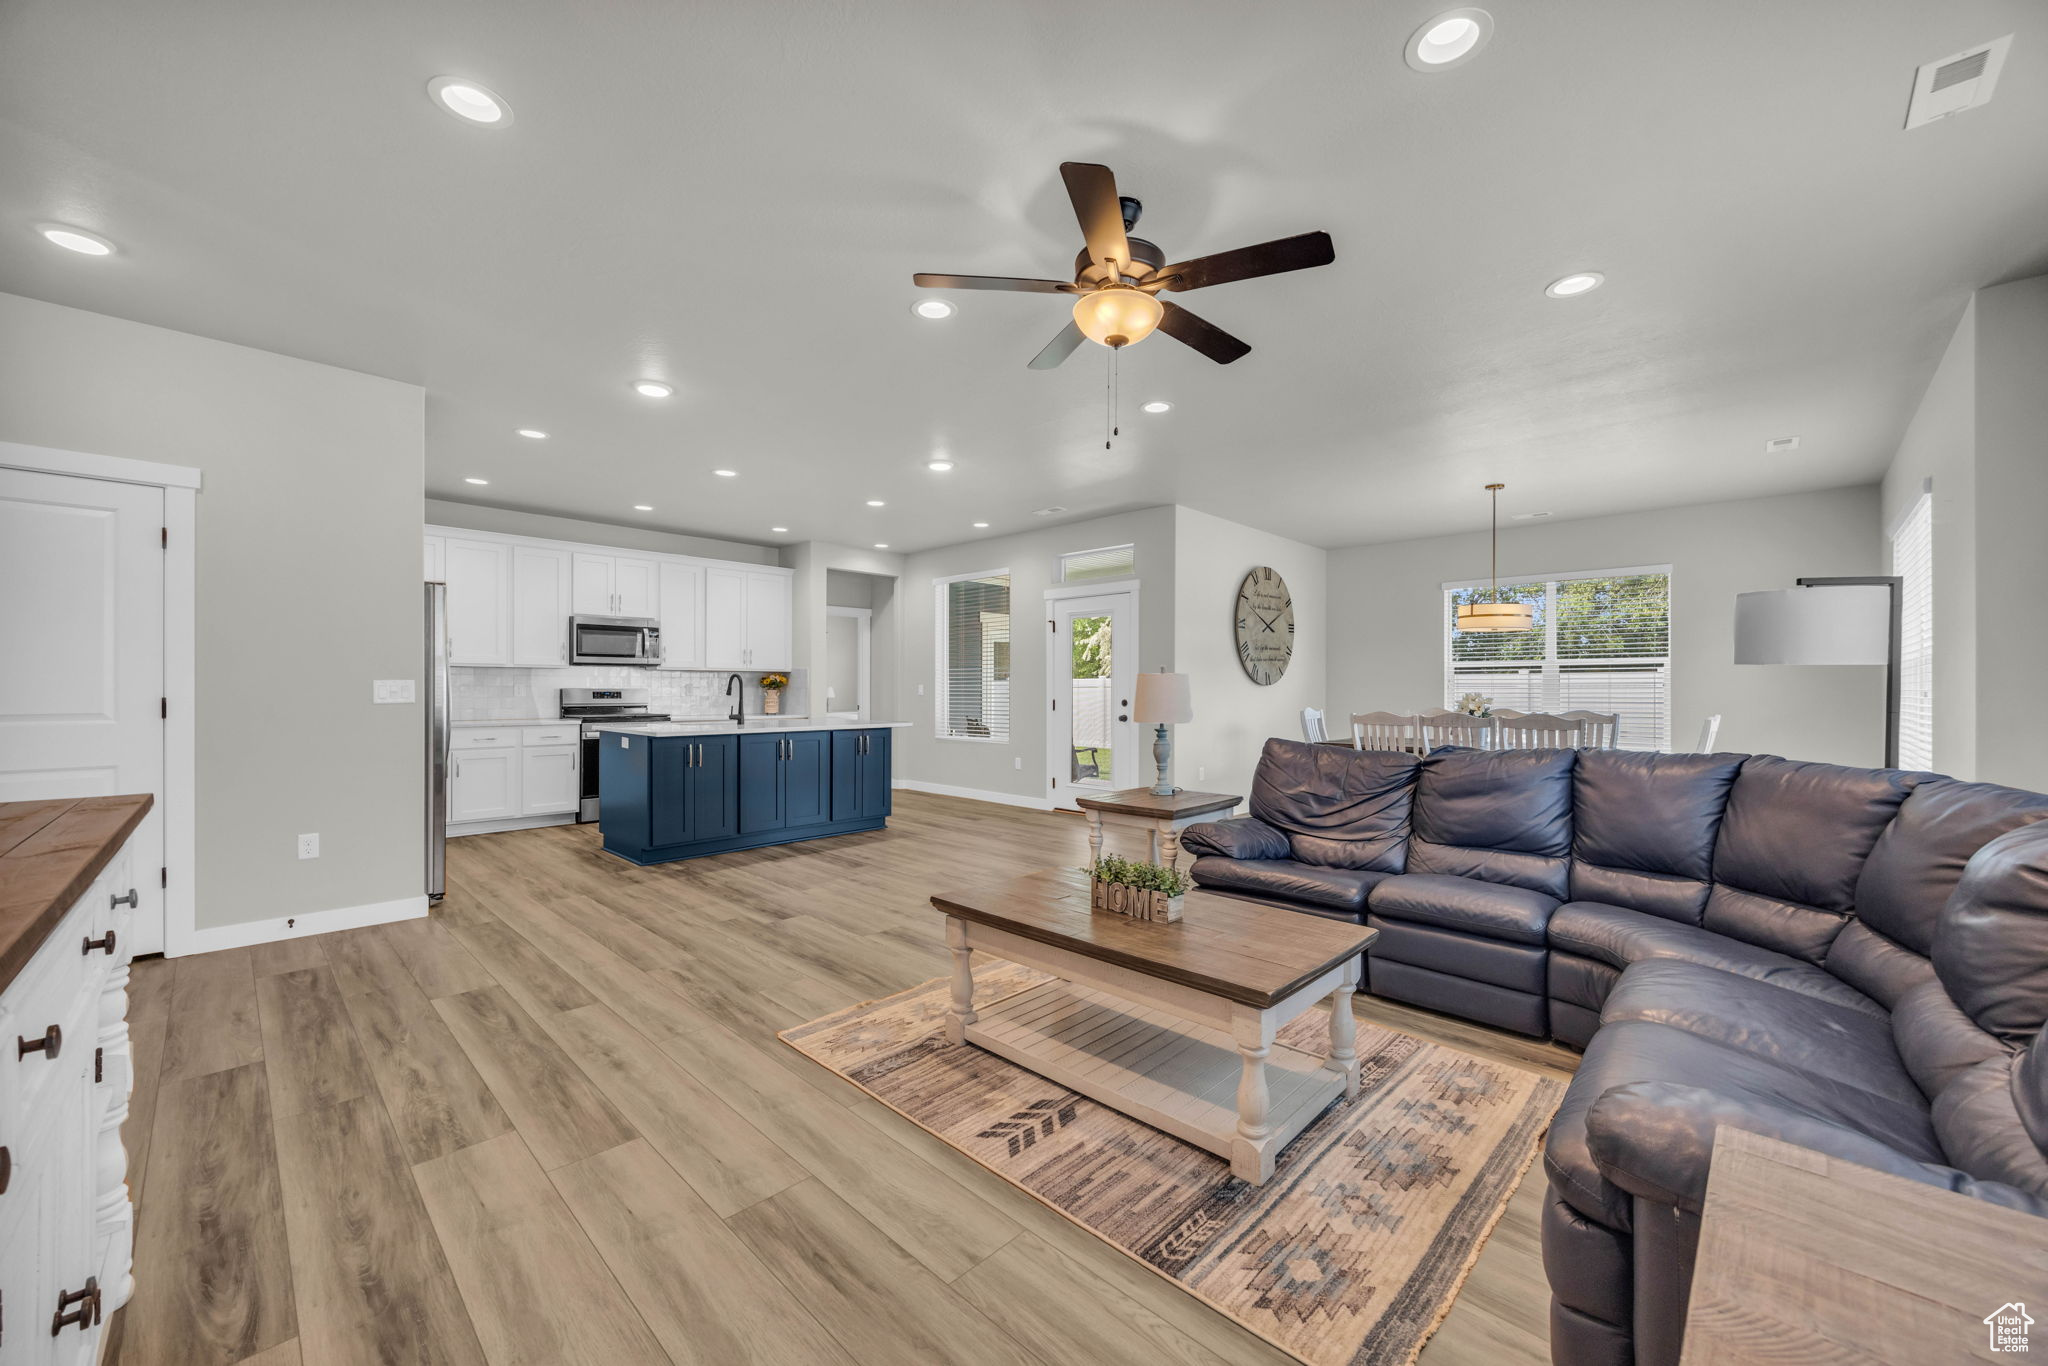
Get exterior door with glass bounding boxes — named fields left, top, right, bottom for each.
left=1047, top=592, right=1136, bottom=802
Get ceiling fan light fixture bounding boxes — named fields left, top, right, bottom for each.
left=1406, top=9, right=1494, bottom=71
left=1072, top=285, right=1164, bottom=348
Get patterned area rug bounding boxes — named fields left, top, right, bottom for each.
left=779, top=961, right=1566, bottom=1366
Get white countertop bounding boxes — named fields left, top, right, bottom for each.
left=591, top=719, right=913, bottom=738
left=452, top=718, right=574, bottom=727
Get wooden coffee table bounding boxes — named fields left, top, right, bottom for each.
left=931, top=868, right=1377, bottom=1184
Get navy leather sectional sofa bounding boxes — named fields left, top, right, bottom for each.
left=1182, top=737, right=2048, bottom=1366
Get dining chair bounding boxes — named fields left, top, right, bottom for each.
left=1350, top=711, right=1421, bottom=753
left=1419, top=712, right=1496, bottom=753
left=1496, top=713, right=1588, bottom=749
left=1695, top=713, right=1722, bottom=753
left=1558, top=710, right=1622, bottom=749
left=1492, top=709, right=1528, bottom=722
left=1300, top=707, right=1329, bottom=743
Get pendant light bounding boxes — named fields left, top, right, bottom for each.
left=1456, top=483, right=1534, bottom=632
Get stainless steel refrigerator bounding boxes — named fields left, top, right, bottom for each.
left=426, top=581, right=450, bottom=902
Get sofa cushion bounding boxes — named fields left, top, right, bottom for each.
left=1891, top=977, right=2014, bottom=1103
left=1179, top=815, right=1289, bottom=862
left=1369, top=873, right=1557, bottom=946
left=1366, top=916, right=1549, bottom=993
left=1933, top=821, right=2048, bottom=1039
left=1548, top=951, right=1621, bottom=1013
left=1246, top=739, right=1417, bottom=871
left=1549, top=901, right=1886, bottom=1019
left=1571, top=748, right=1742, bottom=882
left=1546, top=1020, right=1944, bottom=1229
left=1413, top=748, right=1575, bottom=856
left=1856, top=776, right=2048, bottom=955
left=1824, top=922, right=1939, bottom=1010
left=1186, top=856, right=1385, bottom=915
left=1933, top=1053, right=2048, bottom=1198
left=1566, top=862, right=1711, bottom=925
left=1408, top=840, right=1567, bottom=899
left=1599, top=960, right=1922, bottom=1108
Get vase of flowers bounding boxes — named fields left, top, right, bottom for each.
left=1457, top=691, right=1494, bottom=717
left=760, top=672, right=789, bottom=714
left=1085, top=855, right=1191, bottom=923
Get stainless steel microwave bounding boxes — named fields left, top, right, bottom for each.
left=569, top=615, right=662, bottom=666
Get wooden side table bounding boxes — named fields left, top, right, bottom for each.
left=1073, top=788, right=1242, bottom=871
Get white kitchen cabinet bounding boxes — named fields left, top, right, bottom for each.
left=443, top=537, right=512, bottom=665
left=658, top=560, right=704, bottom=669
left=450, top=746, right=518, bottom=822
left=424, top=533, right=445, bottom=583
left=510, top=544, right=572, bottom=666
left=520, top=745, right=580, bottom=815
left=705, top=567, right=792, bottom=670
left=572, top=552, right=659, bottom=618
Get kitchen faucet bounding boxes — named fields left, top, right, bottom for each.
left=726, top=673, right=744, bottom=725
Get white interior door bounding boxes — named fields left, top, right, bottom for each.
left=0, top=468, right=166, bottom=952
left=1047, top=591, right=1136, bottom=801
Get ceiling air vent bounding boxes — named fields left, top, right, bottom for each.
left=1904, top=35, right=2013, bottom=129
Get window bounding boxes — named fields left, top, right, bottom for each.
left=1891, top=491, right=1934, bottom=770
left=936, top=570, right=1011, bottom=740
left=1444, top=566, right=1672, bottom=749
left=1060, top=543, right=1135, bottom=582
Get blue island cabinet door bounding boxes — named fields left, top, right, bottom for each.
left=830, top=731, right=862, bottom=821
left=860, top=728, right=891, bottom=819
left=690, top=734, right=740, bottom=841
left=738, top=732, right=786, bottom=833
left=647, top=736, right=693, bottom=847
left=784, top=731, right=831, bottom=829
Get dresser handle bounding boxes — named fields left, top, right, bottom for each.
left=83, top=929, right=117, bottom=956
left=51, top=1277, right=101, bottom=1335
left=110, top=888, right=139, bottom=910
left=17, top=1025, right=60, bottom=1061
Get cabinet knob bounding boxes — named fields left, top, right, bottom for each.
left=82, top=929, right=117, bottom=957
left=51, top=1277, right=101, bottom=1335
left=110, top=888, right=139, bottom=910
left=17, top=1025, right=60, bottom=1061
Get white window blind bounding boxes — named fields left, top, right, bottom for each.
left=1444, top=567, right=1672, bottom=750
left=1060, top=543, right=1136, bottom=582
left=1891, top=492, right=1934, bottom=770
left=936, top=572, right=1011, bottom=740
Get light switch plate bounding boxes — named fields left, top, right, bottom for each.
left=374, top=679, right=416, bottom=704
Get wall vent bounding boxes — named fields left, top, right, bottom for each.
left=1905, top=35, right=2013, bottom=129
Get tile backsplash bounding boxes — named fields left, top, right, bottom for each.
left=452, top=667, right=808, bottom=721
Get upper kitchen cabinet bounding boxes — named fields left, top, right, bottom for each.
left=657, top=559, right=703, bottom=669
left=573, top=552, right=659, bottom=618
left=443, top=536, right=512, bottom=665
left=511, top=544, right=573, bottom=666
left=705, top=567, right=793, bottom=670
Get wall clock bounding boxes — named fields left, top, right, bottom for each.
left=1234, top=566, right=1294, bottom=685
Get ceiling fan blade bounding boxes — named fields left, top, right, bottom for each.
left=1059, top=162, right=1131, bottom=273
left=1156, top=231, right=1335, bottom=292
left=1158, top=300, right=1251, bottom=364
left=912, top=273, right=1074, bottom=293
left=1027, top=319, right=1087, bottom=370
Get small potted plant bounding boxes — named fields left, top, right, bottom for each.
left=1085, top=854, right=1192, bottom=923
left=759, top=672, right=789, bottom=715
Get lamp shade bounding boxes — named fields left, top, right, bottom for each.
left=1072, top=286, right=1163, bottom=348
left=1455, top=599, right=1534, bottom=633
left=1132, top=671, right=1193, bottom=725
left=1733, top=585, right=1890, bottom=665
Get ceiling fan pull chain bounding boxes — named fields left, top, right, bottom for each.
left=1113, top=344, right=1121, bottom=440
left=1105, top=347, right=1113, bottom=450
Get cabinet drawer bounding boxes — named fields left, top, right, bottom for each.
left=2, top=884, right=95, bottom=1127
left=521, top=726, right=579, bottom=747
left=453, top=727, right=523, bottom=750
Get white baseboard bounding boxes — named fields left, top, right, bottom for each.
left=449, top=813, right=576, bottom=838
left=169, top=894, right=429, bottom=957
left=893, top=778, right=1056, bottom=812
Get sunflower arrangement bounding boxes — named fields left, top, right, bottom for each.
left=759, top=672, right=790, bottom=714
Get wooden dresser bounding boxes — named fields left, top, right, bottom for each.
left=0, top=794, right=152, bottom=1363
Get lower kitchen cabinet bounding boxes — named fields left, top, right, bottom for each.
left=450, top=725, right=583, bottom=833
left=520, top=745, right=580, bottom=816
left=450, top=745, right=518, bottom=823
left=648, top=734, right=738, bottom=847
left=831, top=728, right=892, bottom=823
left=739, top=731, right=830, bottom=834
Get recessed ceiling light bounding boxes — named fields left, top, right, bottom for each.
left=1545, top=272, right=1604, bottom=298
left=1032, top=506, right=1067, bottom=516
left=911, top=299, right=956, bottom=320
left=515, top=428, right=548, bottom=440
left=866, top=499, right=885, bottom=507
left=713, top=469, right=737, bottom=478
left=1141, top=401, right=1172, bottom=414
left=633, top=504, right=653, bottom=511
left=927, top=460, right=954, bottom=472
left=1766, top=436, right=1802, bottom=453
left=464, top=477, right=489, bottom=485
left=427, top=77, right=512, bottom=126
left=772, top=526, right=788, bottom=533
left=874, top=543, right=889, bottom=549
left=1511, top=511, right=1553, bottom=520
left=633, top=380, right=674, bottom=398
left=38, top=224, right=116, bottom=256
left=1406, top=9, right=1493, bottom=71
left=972, top=522, right=990, bottom=529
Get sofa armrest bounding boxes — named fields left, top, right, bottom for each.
left=1585, top=1081, right=2048, bottom=1219
left=1181, top=816, right=1290, bottom=861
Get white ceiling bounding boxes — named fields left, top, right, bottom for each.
left=4, top=1, right=2046, bottom=553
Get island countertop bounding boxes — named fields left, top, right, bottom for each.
left=591, top=719, right=915, bottom=738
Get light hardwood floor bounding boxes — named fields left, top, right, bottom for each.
left=107, top=791, right=1578, bottom=1366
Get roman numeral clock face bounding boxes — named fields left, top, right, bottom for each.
left=1234, top=567, right=1294, bottom=686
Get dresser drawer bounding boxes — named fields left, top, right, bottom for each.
left=1, top=882, right=98, bottom=1128
left=453, top=727, right=522, bottom=750
left=521, top=726, right=579, bottom=747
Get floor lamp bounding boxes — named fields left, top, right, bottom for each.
left=1733, top=575, right=1903, bottom=768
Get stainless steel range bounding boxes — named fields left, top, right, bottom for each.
left=561, top=688, right=670, bottom=823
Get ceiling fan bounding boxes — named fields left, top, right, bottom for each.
left=912, top=161, right=1335, bottom=368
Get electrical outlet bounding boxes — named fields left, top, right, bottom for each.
left=1013, top=756, right=1022, bottom=770
left=1198, top=766, right=1207, bottom=781
left=917, top=683, right=926, bottom=696
left=297, top=833, right=319, bottom=859
left=373, top=679, right=416, bottom=703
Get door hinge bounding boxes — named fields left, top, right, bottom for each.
left=1050, top=778, right=1056, bottom=790
left=161, top=866, right=168, bottom=888
left=160, top=697, right=168, bottom=719
left=94, top=1047, right=104, bottom=1084
left=1048, top=619, right=1055, bottom=633
left=161, top=526, right=168, bottom=549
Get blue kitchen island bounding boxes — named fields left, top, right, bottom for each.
left=594, top=720, right=909, bottom=864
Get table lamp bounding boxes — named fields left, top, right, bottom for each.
left=1132, top=672, right=1193, bottom=796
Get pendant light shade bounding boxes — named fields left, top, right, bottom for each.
left=1455, top=483, right=1535, bottom=633
left=1072, top=285, right=1163, bottom=348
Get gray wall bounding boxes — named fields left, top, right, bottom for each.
left=0, top=292, right=426, bottom=929
left=1325, top=486, right=1886, bottom=767
left=425, top=498, right=779, bottom=565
